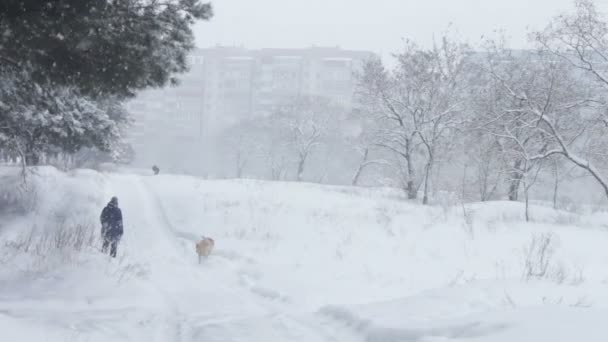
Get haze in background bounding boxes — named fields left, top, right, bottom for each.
left=194, top=0, right=606, bottom=56
left=125, top=0, right=608, bottom=205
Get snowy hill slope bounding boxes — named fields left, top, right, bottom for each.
left=2, top=166, right=608, bottom=341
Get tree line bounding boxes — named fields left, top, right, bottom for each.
left=356, top=0, right=608, bottom=208
left=0, top=0, right=212, bottom=167
left=220, top=0, right=608, bottom=209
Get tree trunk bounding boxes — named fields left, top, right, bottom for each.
left=236, top=151, right=246, bottom=178
left=478, top=160, right=489, bottom=201
left=271, top=165, right=287, bottom=181
left=522, top=159, right=535, bottom=222
left=523, top=167, right=530, bottom=222
left=422, top=159, right=433, bottom=205
left=508, top=160, right=523, bottom=201
left=296, top=156, right=305, bottom=182
left=525, top=189, right=530, bottom=222
left=24, top=151, right=40, bottom=166
left=271, top=167, right=279, bottom=181
left=405, top=180, right=415, bottom=199
left=461, top=164, right=468, bottom=203
left=351, top=165, right=363, bottom=186
left=553, top=160, right=559, bottom=210
left=508, top=178, right=520, bottom=201
left=22, top=139, right=40, bottom=166
left=351, top=148, right=369, bottom=186
left=405, top=139, right=417, bottom=199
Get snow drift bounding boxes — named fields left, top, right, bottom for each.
left=1, top=166, right=608, bottom=341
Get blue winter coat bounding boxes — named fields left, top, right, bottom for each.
left=100, top=203, right=123, bottom=239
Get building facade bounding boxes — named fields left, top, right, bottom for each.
left=126, top=46, right=374, bottom=174
left=197, top=46, right=373, bottom=129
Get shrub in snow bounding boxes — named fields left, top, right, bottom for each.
left=0, top=175, right=39, bottom=215
left=522, top=232, right=555, bottom=280
left=521, top=232, right=577, bottom=284
left=1, top=223, right=99, bottom=274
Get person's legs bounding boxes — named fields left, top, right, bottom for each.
left=110, top=239, right=118, bottom=258
left=101, top=237, right=109, bottom=253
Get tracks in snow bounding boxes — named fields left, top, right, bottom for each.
left=106, top=174, right=357, bottom=342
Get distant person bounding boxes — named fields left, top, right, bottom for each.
left=100, top=196, right=123, bottom=258
left=152, top=165, right=160, bottom=175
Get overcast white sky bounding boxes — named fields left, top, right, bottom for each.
left=194, top=0, right=608, bottom=56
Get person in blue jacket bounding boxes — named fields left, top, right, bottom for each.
left=100, top=196, right=123, bottom=257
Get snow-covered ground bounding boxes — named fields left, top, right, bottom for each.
left=1, top=166, right=608, bottom=341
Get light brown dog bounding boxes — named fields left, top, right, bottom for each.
left=196, top=237, right=214, bottom=263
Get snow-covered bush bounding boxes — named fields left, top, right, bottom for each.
left=1, top=223, right=99, bottom=274
left=521, top=232, right=575, bottom=284
left=522, top=232, right=556, bottom=280
left=0, top=174, right=38, bottom=215
left=8, top=223, right=96, bottom=255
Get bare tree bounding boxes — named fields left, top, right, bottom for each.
left=348, top=110, right=392, bottom=186
left=529, top=0, right=608, bottom=199
left=546, top=156, right=581, bottom=209
left=350, top=145, right=392, bottom=186
left=401, top=37, right=471, bottom=204
left=464, top=131, right=505, bottom=201
left=475, top=38, right=593, bottom=208
left=219, top=119, right=263, bottom=179
left=357, top=36, right=471, bottom=203
left=522, top=159, right=545, bottom=222
left=356, top=57, right=420, bottom=198
left=267, top=149, right=289, bottom=181
left=235, top=136, right=248, bottom=178
left=274, top=96, right=340, bottom=182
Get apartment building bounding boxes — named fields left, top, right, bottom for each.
left=200, top=46, right=373, bottom=125
left=127, top=46, right=374, bottom=173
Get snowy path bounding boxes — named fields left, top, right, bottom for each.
left=104, top=174, right=358, bottom=342
left=5, top=168, right=608, bottom=341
